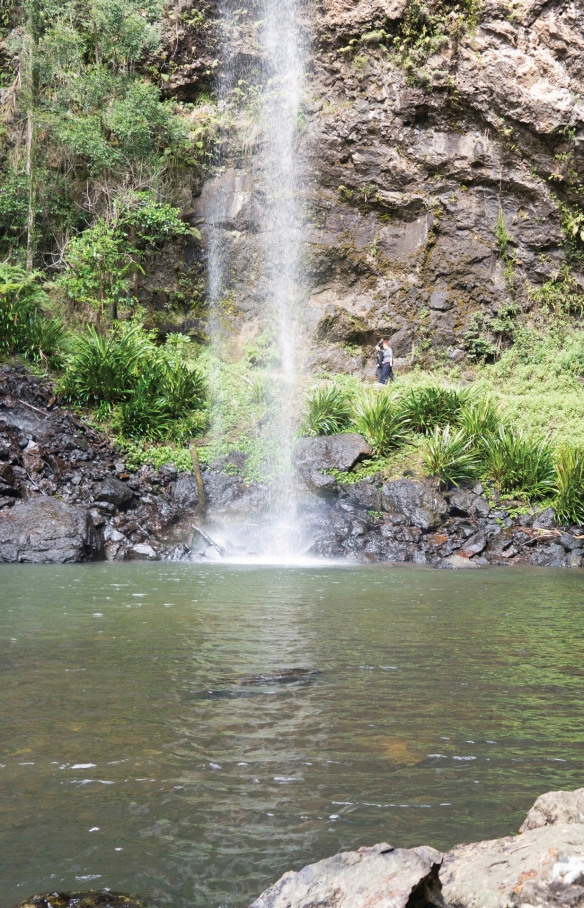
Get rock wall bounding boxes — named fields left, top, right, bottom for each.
left=165, top=0, right=584, bottom=368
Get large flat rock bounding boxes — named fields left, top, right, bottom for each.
left=441, top=823, right=584, bottom=908
left=0, top=497, right=102, bottom=563
left=249, top=842, right=444, bottom=908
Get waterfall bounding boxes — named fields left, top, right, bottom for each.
left=199, top=0, right=308, bottom=559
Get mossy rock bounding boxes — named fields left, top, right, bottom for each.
left=12, top=892, right=149, bottom=908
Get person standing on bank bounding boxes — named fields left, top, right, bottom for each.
left=375, top=340, right=384, bottom=380
left=379, top=340, right=394, bottom=384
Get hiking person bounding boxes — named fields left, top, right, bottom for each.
left=380, top=340, right=394, bottom=384
left=375, top=340, right=384, bottom=380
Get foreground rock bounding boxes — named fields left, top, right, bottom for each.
left=442, top=821, right=584, bottom=907
left=0, top=498, right=102, bottom=563
left=249, top=842, right=443, bottom=908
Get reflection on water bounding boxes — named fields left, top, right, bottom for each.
left=0, top=563, right=583, bottom=908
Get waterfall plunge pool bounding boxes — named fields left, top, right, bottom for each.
left=1, top=562, right=583, bottom=907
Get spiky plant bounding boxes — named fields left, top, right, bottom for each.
left=301, top=385, right=352, bottom=436
left=554, top=446, right=584, bottom=526
left=351, top=390, right=408, bottom=454
left=484, top=426, right=556, bottom=500
left=423, top=426, right=481, bottom=487
left=457, top=395, right=503, bottom=447
left=400, top=385, right=472, bottom=434
left=0, top=263, right=65, bottom=363
left=61, top=325, right=154, bottom=404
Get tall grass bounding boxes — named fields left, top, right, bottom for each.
left=423, top=426, right=481, bottom=487
left=0, top=263, right=65, bottom=364
left=554, top=447, right=584, bottom=526
left=484, top=426, right=556, bottom=500
left=401, top=386, right=471, bottom=434
left=351, top=390, right=407, bottom=454
left=301, top=385, right=352, bottom=436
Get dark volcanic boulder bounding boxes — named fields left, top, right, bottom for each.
left=172, top=475, right=200, bottom=510
left=0, top=498, right=103, bottom=563
left=294, top=434, right=372, bottom=491
left=96, top=476, right=134, bottom=509
left=249, top=842, right=443, bottom=908
left=382, top=480, right=448, bottom=529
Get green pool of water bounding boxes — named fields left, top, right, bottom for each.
left=1, top=563, right=583, bottom=907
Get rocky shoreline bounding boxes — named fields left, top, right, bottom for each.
left=1, top=365, right=583, bottom=568
left=12, top=787, right=584, bottom=908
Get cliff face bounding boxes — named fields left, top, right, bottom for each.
left=165, top=0, right=584, bottom=371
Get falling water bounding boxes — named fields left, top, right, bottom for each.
left=201, top=0, right=308, bottom=558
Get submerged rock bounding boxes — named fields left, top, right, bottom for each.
left=12, top=894, right=148, bottom=908
left=249, top=842, right=444, bottom=908
left=0, top=498, right=102, bottom=563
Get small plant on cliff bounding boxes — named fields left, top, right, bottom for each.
left=400, top=385, right=471, bottom=433
left=301, top=385, right=352, bottom=436
left=423, top=425, right=481, bottom=487
left=351, top=390, right=408, bottom=454
left=553, top=446, right=584, bottom=526
left=483, top=426, right=556, bottom=500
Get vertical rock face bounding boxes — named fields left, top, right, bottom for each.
left=172, top=0, right=583, bottom=365
left=0, top=498, right=103, bottom=564
left=248, top=842, right=444, bottom=908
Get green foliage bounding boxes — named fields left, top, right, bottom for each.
left=393, top=0, right=481, bottom=84
left=301, top=385, right=353, bottom=436
left=530, top=267, right=584, bottom=315
left=494, top=211, right=513, bottom=261
left=400, top=385, right=471, bottom=433
left=553, top=447, right=584, bottom=526
left=351, top=390, right=407, bottom=454
left=0, top=263, right=64, bottom=363
left=483, top=426, right=556, bottom=500
left=61, top=324, right=153, bottom=403
left=457, top=395, right=503, bottom=440
left=464, top=304, right=516, bottom=362
left=423, top=425, right=480, bottom=486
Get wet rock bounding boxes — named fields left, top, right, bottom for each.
left=157, top=462, right=178, bottom=484
left=172, top=475, right=200, bottom=510
left=0, top=498, right=102, bottom=563
left=96, top=476, right=134, bottom=510
left=12, top=893, right=149, bottom=908
left=382, top=480, right=448, bottom=530
left=130, top=542, right=158, bottom=560
left=439, top=554, right=480, bottom=570
left=459, top=531, right=487, bottom=558
left=529, top=543, right=566, bottom=567
left=520, top=788, right=584, bottom=832
left=103, top=526, right=129, bottom=561
left=249, top=842, right=444, bottom=908
left=339, top=477, right=382, bottom=511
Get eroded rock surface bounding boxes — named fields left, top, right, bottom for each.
left=12, top=893, right=148, bottom=908
left=0, top=498, right=102, bottom=564
left=249, top=842, right=444, bottom=908
left=520, top=787, right=584, bottom=832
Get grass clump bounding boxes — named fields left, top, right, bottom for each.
left=423, top=425, right=481, bottom=486
left=0, top=264, right=65, bottom=365
left=351, top=390, right=408, bottom=454
left=301, top=385, right=352, bottom=436
left=483, top=426, right=556, bottom=500
left=401, top=385, right=471, bottom=433
left=553, top=447, right=584, bottom=526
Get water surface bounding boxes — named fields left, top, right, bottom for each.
left=1, top=563, right=583, bottom=907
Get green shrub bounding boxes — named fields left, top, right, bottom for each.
left=423, top=426, right=481, bottom=487
left=117, top=368, right=172, bottom=439
left=484, top=426, right=556, bottom=500
left=554, top=447, right=584, bottom=526
left=457, top=395, right=503, bottom=440
left=0, top=264, right=65, bottom=364
left=400, top=385, right=471, bottom=434
left=61, top=325, right=154, bottom=403
left=301, top=385, right=352, bottom=436
left=351, top=390, right=407, bottom=454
